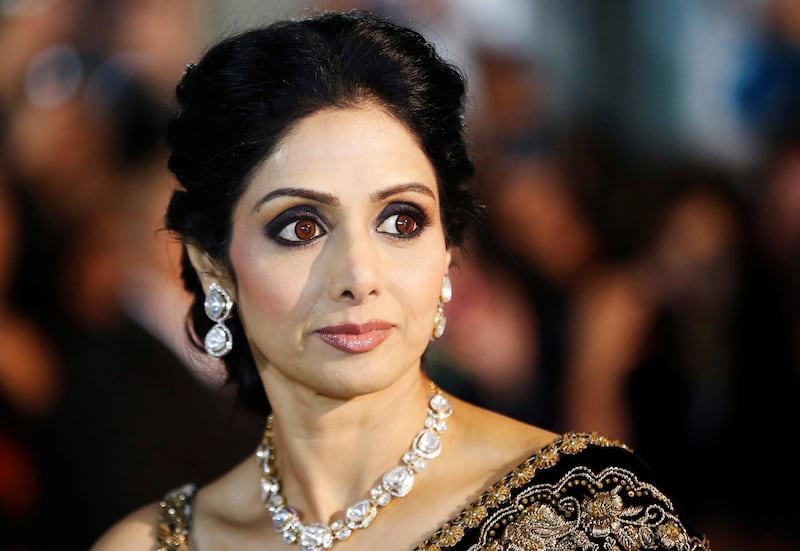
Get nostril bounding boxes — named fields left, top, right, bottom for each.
left=341, top=290, right=355, bottom=299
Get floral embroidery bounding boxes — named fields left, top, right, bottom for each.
left=462, top=505, right=488, bottom=528
left=534, top=447, right=561, bottom=469
left=487, top=466, right=706, bottom=551
left=502, top=502, right=595, bottom=550
left=508, top=464, right=537, bottom=488
left=560, top=433, right=592, bottom=455
left=418, top=433, right=710, bottom=551
left=581, top=486, right=637, bottom=537
left=657, top=521, right=690, bottom=549
left=483, top=484, right=511, bottom=507
left=437, top=524, right=465, bottom=546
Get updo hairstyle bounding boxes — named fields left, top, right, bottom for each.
left=164, top=10, right=481, bottom=415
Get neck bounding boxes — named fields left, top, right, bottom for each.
left=261, top=368, right=433, bottom=523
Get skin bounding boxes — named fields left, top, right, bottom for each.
left=226, top=104, right=450, bottom=403
left=91, top=104, right=556, bottom=550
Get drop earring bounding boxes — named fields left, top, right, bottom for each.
left=203, top=282, right=234, bottom=357
left=431, top=274, right=452, bottom=340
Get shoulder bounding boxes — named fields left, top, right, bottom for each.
left=423, top=432, right=711, bottom=551
left=454, top=398, right=559, bottom=461
left=510, top=433, right=711, bottom=548
left=542, top=431, right=690, bottom=502
left=524, top=432, right=664, bottom=486
left=90, top=501, right=161, bottom=551
left=504, top=431, right=689, bottom=505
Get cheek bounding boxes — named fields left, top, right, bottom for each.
left=229, top=238, right=310, bottom=334
left=392, top=244, right=448, bottom=320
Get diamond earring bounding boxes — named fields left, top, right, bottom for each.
left=431, top=274, right=452, bottom=340
left=203, top=282, right=234, bottom=357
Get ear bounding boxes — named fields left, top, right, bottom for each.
left=186, top=243, right=236, bottom=301
left=444, top=249, right=452, bottom=274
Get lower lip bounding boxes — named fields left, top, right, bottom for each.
left=316, top=329, right=393, bottom=353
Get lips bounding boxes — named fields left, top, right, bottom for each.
left=316, top=321, right=394, bottom=353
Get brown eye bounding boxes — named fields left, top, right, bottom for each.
left=377, top=212, right=423, bottom=238
left=276, top=217, right=325, bottom=243
left=295, top=219, right=317, bottom=240
left=395, top=214, right=416, bottom=234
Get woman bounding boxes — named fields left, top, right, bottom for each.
left=92, top=10, right=710, bottom=551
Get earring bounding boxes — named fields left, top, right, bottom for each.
left=431, top=274, right=452, bottom=340
left=203, top=282, right=234, bottom=357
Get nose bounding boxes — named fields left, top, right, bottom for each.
left=327, top=226, right=381, bottom=303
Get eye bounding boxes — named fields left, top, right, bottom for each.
left=378, top=213, right=418, bottom=235
left=277, top=218, right=326, bottom=242
left=376, top=203, right=430, bottom=238
left=265, top=206, right=328, bottom=246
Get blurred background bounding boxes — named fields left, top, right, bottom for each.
left=0, top=0, right=798, bottom=549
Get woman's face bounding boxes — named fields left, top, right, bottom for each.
left=225, top=105, right=449, bottom=399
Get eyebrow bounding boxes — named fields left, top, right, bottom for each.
left=370, top=183, right=436, bottom=203
left=253, top=188, right=340, bottom=212
left=253, top=182, right=435, bottom=212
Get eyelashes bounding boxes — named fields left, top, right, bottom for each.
left=376, top=202, right=430, bottom=237
left=265, top=205, right=327, bottom=245
left=264, top=202, right=431, bottom=247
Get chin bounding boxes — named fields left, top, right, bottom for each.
left=313, top=356, right=419, bottom=399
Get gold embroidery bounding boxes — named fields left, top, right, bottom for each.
left=559, top=433, right=591, bottom=455
left=502, top=502, right=594, bottom=550
left=157, top=484, right=196, bottom=551
left=582, top=486, right=632, bottom=537
left=508, top=464, right=537, bottom=488
left=483, top=485, right=511, bottom=507
left=462, top=504, right=488, bottom=528
left=493, top=466, right=707, bottom=551
left=437, top=524, right=465, bottom=546
left=657, top=521, right=691, bottom=548
left=417, top=432, right=710, bottom=551
left=534, top=447, right=561, bottom=469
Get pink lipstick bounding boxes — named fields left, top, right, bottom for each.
left=316, top=321, right=394, bottom=353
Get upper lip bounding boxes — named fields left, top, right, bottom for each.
left=316, top=320, right=394, bottom=334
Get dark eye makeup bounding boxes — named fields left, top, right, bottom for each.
left=264, top=201, right=431, bottom=247
left=376, top=202, right=430, bottom=238
left=265, top=205, right=328, bottom=246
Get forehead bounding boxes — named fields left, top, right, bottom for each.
left=242, top=105, right=438, bottom=200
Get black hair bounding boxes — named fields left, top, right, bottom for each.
left=164, top=10, right=481, bottom=415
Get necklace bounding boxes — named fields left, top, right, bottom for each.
left=256, top=387, right=453, bottom=551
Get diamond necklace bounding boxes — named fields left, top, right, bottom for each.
left=256, top=387, right=453, bottom=551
